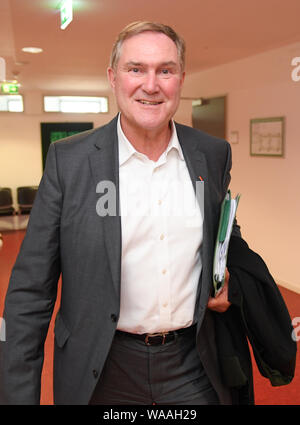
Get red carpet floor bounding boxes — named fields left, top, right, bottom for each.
left=0, top=230, right=299, bottom=405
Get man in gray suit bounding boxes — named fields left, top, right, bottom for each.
left=0, top=21, right=238, bottom=405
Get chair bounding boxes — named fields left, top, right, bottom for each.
left=0, top=187, right=15, bottom=216
left=17, top=186, right=38, bottom=215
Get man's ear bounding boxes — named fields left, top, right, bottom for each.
left=107, top=67, right=116, bottom=91
left=180, top=71, right=186, bottom=88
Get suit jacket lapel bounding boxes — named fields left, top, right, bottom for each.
left=176, top=124, right=215, bottom=315
left=88, top=117, right=121, bottom=298
left=87, top=118, right=215, bottom=314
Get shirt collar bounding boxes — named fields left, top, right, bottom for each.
left=117, top=113, right=184, bottom=166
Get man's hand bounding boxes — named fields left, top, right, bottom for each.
left=207, top=269, right=231, bottom=313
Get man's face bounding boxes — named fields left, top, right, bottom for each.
left=108, top=31, right=185, bottom=136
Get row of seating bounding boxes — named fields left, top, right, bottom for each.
left=0, top=186, right=38, bottom=216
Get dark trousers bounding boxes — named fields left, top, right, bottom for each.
left=89, top=327, right=219, bottom=405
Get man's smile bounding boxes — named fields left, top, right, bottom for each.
left=136, top=99, right=163, bottom=105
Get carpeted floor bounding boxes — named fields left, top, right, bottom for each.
left=0, top=230, right=299, bottom=405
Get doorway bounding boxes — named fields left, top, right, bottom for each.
left=192, top=96, right=226, bottom=139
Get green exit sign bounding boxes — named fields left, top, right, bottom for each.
left=1, top=82, right=19, bottom=94
left=60, top=0, right=73, bottom=30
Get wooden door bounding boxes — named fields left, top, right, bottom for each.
left=192, top=96, right=226, bottom=139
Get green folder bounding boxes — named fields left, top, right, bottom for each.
left=213, top=190, right=241, bottom=296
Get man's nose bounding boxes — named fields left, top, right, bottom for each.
left=142, top=71, right=159, bottom=94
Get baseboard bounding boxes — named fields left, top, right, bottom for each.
left=276, top=279, right=300, bottom=294
left=0, top=215, right=29, bottom=231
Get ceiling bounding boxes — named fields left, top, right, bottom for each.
left=1, top=0, right=300, bottom=94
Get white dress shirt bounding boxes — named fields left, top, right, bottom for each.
left=117, top=115, right=203, bottom=334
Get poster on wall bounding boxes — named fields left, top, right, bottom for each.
left=250, top=117, right=284, bottom=157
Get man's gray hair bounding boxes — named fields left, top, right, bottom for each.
left=110, top=21, right=186, bottom=72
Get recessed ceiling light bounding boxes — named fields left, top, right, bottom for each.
left=22, top=47, right=43, bottom=54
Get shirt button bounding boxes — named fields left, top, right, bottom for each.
left=158, top=200, right=162, bottom=205
left=162, top=302, right=168, bottom=308
left=160, top=234, right=164, bottom=240
left=162, top=269, right=166, bottom=275
left=111, top=314, right=118, bottom=322
left=93, top=369, right=99, bottom=378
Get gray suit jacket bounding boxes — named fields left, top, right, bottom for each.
left=0, top=115, right=235, bottom=404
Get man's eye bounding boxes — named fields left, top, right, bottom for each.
left=130, top=68, right=140, bottom=73
left=161, top=69, right=170, bottom=74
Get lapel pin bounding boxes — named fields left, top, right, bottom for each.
left=198, top=176, right=204, bottom=181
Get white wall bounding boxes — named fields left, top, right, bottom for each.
left=181, top=41, right=300, bottom=293
left=0, top=91, right=118, bottom=206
